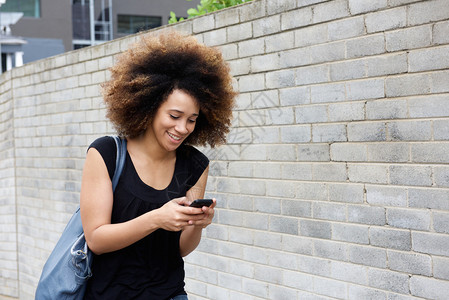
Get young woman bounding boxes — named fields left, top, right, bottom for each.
left=80, top=31, right=236, bottom=299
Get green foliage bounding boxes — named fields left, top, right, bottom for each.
left=169, top=0, right=253, bottom=24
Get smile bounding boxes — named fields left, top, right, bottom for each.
left=167, top=132, right=182, bottom=141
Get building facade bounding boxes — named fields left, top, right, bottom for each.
left=0, top=0, right=199, bottom=67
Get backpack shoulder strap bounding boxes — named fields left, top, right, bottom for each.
left=111, top=136, right=127, bottom=191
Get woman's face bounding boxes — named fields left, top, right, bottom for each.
left=149, top=89, right=200, bottom=152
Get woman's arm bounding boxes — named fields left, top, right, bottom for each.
left=80, top=148, right=205, bottom=255
left=179, top=166, right=216, bottom=257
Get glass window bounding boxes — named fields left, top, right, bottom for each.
left=0, top=0, right=40, bottom=18
left=117, top=15, right=161, bottom=34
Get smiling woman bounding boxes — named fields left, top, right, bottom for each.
left=79, top=31, right=236, bottom=300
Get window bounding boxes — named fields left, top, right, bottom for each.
left=117, top=15, right=161, bottom=34
left=0, top=0, right=40, bottom=18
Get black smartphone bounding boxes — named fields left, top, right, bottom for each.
left=189, top=199, right=213, bottom=208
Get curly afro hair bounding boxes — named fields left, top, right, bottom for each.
left=102, top=31, right=236, bottom=148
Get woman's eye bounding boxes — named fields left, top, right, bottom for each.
left=188, top=119, right=197, bottom=123
left=170, top=114, right=179, bottom=119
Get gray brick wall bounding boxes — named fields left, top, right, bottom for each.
left=1, top=0, right=449, bottom=299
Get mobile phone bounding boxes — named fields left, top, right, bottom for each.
left=189, top=199, right=213, bottom=208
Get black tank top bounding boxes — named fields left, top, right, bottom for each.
left=83, top=136, right=209, bottom=300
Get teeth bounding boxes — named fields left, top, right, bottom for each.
left=168, top=132, right=181, bottom=141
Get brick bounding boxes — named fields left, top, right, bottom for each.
left=227, top=22, right=252, bottom=43
left=310, top=41, right=346, bottom=64
left=266, top=145, right=296, bottom=160
left=411, top=142, right=449, bottom=164
left=280, top=47, right=312, bottom=69
left=390, top=164, right=432, bottom=186
left=410, top=276, right=449, bottom=299
left=387, top=120, right=432, bottom=141
left=282, top=235, right=314, bottom=255
left=296, top=64, right=329, bottom=85
left=253, top=15, right=280, bottom=37
left=251, top=53, right=280, bottom=73
left=282, top=199, right=312, bottom=218
left=314, top=240, right=348, bottom=261
left=330, top=59, right=365, bottom=81
left=283, top=269, right=314, bottom=291
left=238, top=38, right=265, bottom=58
left=298, top=255, right=331, bottom=277
left=313, top=202, right=346, bottom=221
left=314, top=277, right=348, bottom=299
left=414, top=231, right=449, bottom=255
left=313, top=123, right=347, bottom=143
left=192, top=14, right=215, bottom=33
left=239, top=0, right=266, bottom=22
left=253, top=162, right=281, bottom=179
left=252, top=90, right=280, bottom=108
left=348, top=0, right=387, bottom=15
left=431, top=70, right=449, bottom=93
left=346, top=34, right=386, bottom=59
left=410, top=45, right=449, bottom=72
left=348, top=121, right=386, bottom=142
left=409, top=94, right=449, bottom=118
left=295, top=104, right=327, bottom=124
left=408, top=0, right=449, bottom=26
left=312, top=0, right=350, bottom=23
left=368, top=268, right=409, bottom=294
left=434, top=166, right=449, bottom=188
left=281, top=125, right=311, bottom=143
left=433, top=211, right=449, bottom=234
left=346, top=79, right=385, bottom=101
left=294, top=23, right=328, bottom=48
left=311, top=82, right=346, bottom=104
left=348, top=284, right=387, bottom=299
left=332, top=223, right=369, bottom=244
left=386, top=25, right=432, bottom=52
left=266, top=107, right=294, bottom=125
left=266, top=69, right=296, bottom=88
left=367, top=143, right=409, bottom=163
left=269, top=285, right=298, bottom=299
left=280, top=86, right=310, bottom=106
left=328, top=16, right=365, bottom=41
left=281, top=162, right=313, bottom=181
left=254, top=265, right=283, bottom=285
left=433, top=20, right=449, bottom=45
left=387, top=250, right=432, bottom=276
left=300, top=219, right=331, bottom=239
left=239, top=179, right=265, bottom=196
left=297, top=144, right=330, bottom=162
left=266, top=0, right=297, bottom=15
left=366, top=185, right=407, bottom=207
left=331, top=261, right=368, bottom=285
left=387, top=207, right=431, bottom=230
left=218, top=43, right=238, bottom=60
left=229, top=227, right=253, bottom=245
left=228, top=58, right=250, bottom=76
left=312, top=162, right=347, bottom=182
left=252, top=127, right=280, bottom=144
left=433, top=256, right=449, bottom=280
left=328, top=183, right=364, bottom=203
left=348, top=163, right=388, bottom=184
left=365, top=7, right=407, bottom=33
left=281, top=7, right=312, bottom=30
left=265, top=32, right=295, bottom=53
left=409, top=188, right=449, bottom=210
left=330, top=143, right=368, bottom=162
left=238, top=73, right=265, bottom=92
left=266, top=180, right=296, bottom=198
left=254, top=196, right=281, bottom=214
left=254, top=231, right=282, bottom=250
left=370, top=227, right=411, bottom=251
left=270, top=216, right=298, bottom=235
left=365, top=53, right=408, bottom=77
left=240, top=145, right=267, bottom=160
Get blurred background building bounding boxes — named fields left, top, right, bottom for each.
left=0, top=0, right=199, bottom=73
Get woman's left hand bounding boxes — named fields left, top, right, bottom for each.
left=187, top=198, right=216, bottom=229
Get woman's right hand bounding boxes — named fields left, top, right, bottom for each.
left=156, top=197, right=205, bottom=232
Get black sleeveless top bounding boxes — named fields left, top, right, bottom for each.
left=83, top=136, right=209, bottom=300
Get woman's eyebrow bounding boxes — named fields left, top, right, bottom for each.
left=169, top=109, right=199, bottom=116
